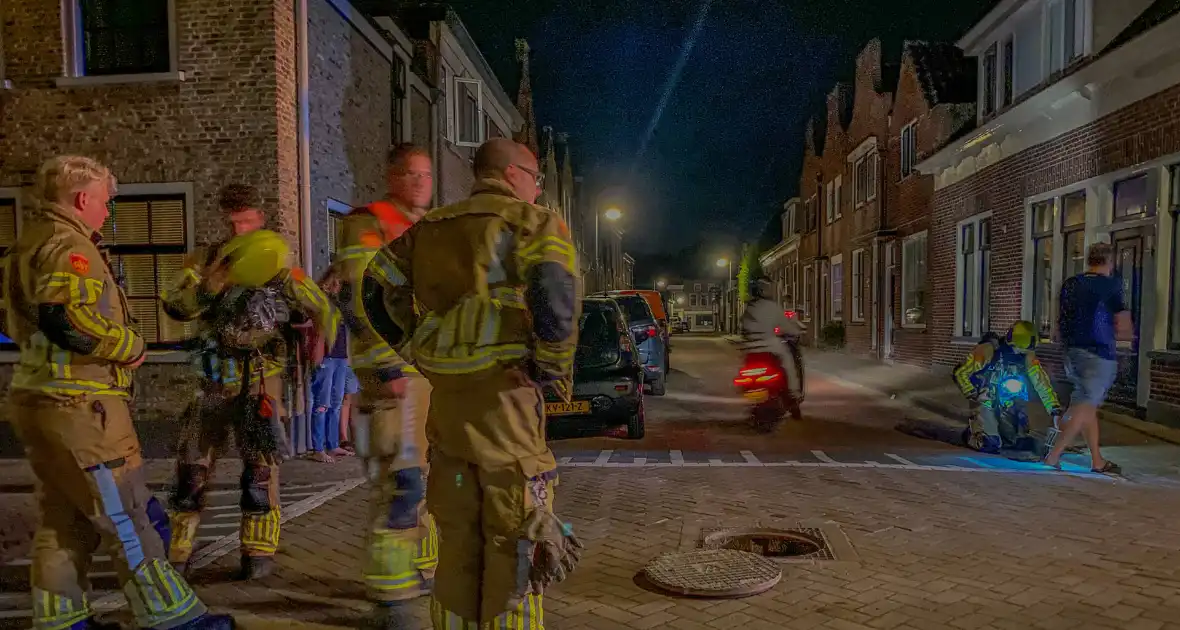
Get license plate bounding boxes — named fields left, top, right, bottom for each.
left=544, top=401, right=591, bottom=416
left=743, top=390, right=770, bottom=403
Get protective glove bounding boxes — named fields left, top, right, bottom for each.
left=521, top=507, right=584, bottom=592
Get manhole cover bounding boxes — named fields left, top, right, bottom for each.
left=643, top=549, right=782, bottom=598
left=702, top=529, right=822, bottom=557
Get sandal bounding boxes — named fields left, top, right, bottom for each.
left=1091, top=461, right=1121, bottom=475
left=1042, top=459, right=1063, bottom=471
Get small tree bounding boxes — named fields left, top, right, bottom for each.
left=737, top=243, right=764, bottom=304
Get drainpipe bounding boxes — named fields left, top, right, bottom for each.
left=293, top=0, right=312, bottom=456
left=815, top=171, right=823, bottom=344
left=296, top=0, right=312, bottom=270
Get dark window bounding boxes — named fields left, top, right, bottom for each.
left=102, top=194, right=192, bottom=347
left=577, top=303, right=625, bottom=369
left=1002, top=37, right=1014, bottom=107
left=0, top=198, right=17, bottom=348
left=1169, top=166, right=1180, bottom=348
left=615, top=296, right=654, bottom=326
left=79, top=0, right=171, bottom=76
left=983, top=44, right=998, bottom=115
left=391, top=55, right=406, bottom=145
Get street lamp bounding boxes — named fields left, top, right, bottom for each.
left=716, top=257, right=733, bottom=333
left=656, top=278, right=667, bottom=290
left=595, top=207, right=623, bottom=292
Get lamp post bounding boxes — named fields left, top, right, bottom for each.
left=716, top=257, right=732, bottom=333
left=595, top=207, right=622, bottom=291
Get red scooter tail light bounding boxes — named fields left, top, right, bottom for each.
left=734, top=358, right=784, bottom=387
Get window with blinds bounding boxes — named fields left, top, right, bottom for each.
left=102, top=194, right=194, bottom=346
left=327, top=209, right=346, bottom=262
left=0, top=198, right=17, bottom=347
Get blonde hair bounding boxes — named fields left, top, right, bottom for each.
left=34, top=155, right=117, bottom=206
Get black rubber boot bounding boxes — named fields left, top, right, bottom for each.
left=366, top=602, right=416, bottom=630
left=233, top=555, right=275, bottom=581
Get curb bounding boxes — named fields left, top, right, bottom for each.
left=1101, top=411, right=1180, bottom=446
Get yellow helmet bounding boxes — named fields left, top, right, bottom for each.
left=219, top=229, right=291, bottom=287
left=1007, top=320, right=1037, bottom=351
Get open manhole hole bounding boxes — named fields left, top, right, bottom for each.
left=699, top=527, right=834, bottom=560
left=642, top=549, right=781, bottom=598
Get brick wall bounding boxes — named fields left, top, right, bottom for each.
left=929, top=81, right=1180, bottom=398
left=307, top=0, right=391, bottom=277
left=0, top=0, right=299, bottom=421
left=439, top=144, right=474, bottom=206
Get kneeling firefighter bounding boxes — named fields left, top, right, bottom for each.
left=953, top=320, right=1063, bottom=454
left=361, top=137, right=583, bottom=628
left=162, top=185, right=338, bottom=580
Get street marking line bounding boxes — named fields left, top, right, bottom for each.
left=741, top=451, right=761, bottom=464
left=670, top=450, right=685, bottom=464
left=660, top=392, right=747, bottom=405
left=708, top=458, right=725, bottom=465
left=632, top=457, right=648, bottom=465
left=558, top=456, right=573, bottom=465
left=89, top=476, right=367, bottom=613
left=594, top=450, right=613, bottom=465
left=557, top=459, right=1106, bottom=479
left=811, top=450, right=838, bottom=464
left=885, top=453, right=918, bottom=466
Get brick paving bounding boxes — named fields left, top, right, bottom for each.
left=189, top=465, right=1180, bottom=629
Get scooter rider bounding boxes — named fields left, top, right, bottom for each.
left=739, top=277, right=806, bottom=402
left=952, top=320, right=1063, bottom=454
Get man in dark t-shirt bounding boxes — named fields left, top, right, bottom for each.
left=1044, top=242, right=1131, bottom=474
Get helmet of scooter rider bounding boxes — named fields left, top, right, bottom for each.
left=1007, top=320, right=1037, bottom=352
left=751, top=276, right=774, bottom=300
left=219, top=229, right=291, bottom=287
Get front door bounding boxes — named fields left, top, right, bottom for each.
left=1107, top=230, right=1144, bottom=409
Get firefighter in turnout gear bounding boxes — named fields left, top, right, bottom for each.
left=362, top=138, right=584, bottom=628
left=321, top=144, right=440, bottom=618
left=1, top=156, right=233, bottom=630
left=953, top=320, right=1063, bottom=454
left=162, top=184, right=339, bottom=581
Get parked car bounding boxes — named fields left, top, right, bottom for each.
left=593, top=289, right=673, bottom=374
left=544, top=298, right=645, bottom=438
left=599, top=293, right=668, bottom=395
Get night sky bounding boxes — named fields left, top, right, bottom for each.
left=447, top=0, right=996, bottom=274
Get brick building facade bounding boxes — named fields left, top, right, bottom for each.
left=917, top=0, right=1180, bottom=425
left=0, top=0, right=520, bottom=426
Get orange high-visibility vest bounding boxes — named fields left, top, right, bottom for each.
left=362, top=200, right=414, bottom=243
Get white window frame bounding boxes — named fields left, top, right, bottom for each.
left=830, top=254, right=844, bottom=322
left=833, top=175, right=843, bottom=220
left=955, top=214, right=991, bottom=338
left=851, top=248, right=865, bottom=322
left=854, top=152, right=878, bottom=208
left=1023, top=188, right=1090, bottom=342
left=1044, top=0, right=1089, bottom=77
left=326, top=198, right=353, bottom=260
left=900, top=122, right=917, bottom=179
left=802, top=264, right=813, bottom=322
left=453, top=76, right=485, bottom=147
left=58, top=0, right=184, bottom=87
left=901, top=231, right=928, bottom=330
left=825, top=181, right=835, bottom=224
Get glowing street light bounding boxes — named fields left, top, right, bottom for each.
left=656, top=278, right=667, bottom=290
left=595, top=207, right=625, bottom=291
left=716, top=257, right=729, bottom=268
left=604, top=207, right=623, bottom=222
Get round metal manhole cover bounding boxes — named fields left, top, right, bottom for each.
left=703, top=529, right=822, bottom=558
left=643, top=549, right=782, bottom=598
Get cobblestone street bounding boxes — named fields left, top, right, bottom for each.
left=187, top=465, right=1180, bottom=630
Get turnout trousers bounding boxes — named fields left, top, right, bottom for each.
left=424, top=367, right=578, bottom=628
left=10, top=390, right=209, bottom=629
left=352, top=369, right=439, bottom=603
left=168, top=375, right=285, bottom=564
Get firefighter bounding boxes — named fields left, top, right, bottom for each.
left=953, top=320, right=1063, bottom=454
left=162, top=184, right=338, bottom=580
left=322, top=144, right=439, bottom=614
left=2, top=155, right=232, bottom=630
left=362, top=138, right=583, bottom=628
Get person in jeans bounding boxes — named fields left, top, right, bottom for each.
left=1044, top=242, right=1132, bottom=474
left=338, top=365, right=359, bottom=454
left=308, top=320, right=355, bottom=462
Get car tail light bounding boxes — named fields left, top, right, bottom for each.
left=615, top=384, right=629, bottom=392
left=785, top=310, right=796, bottom=318
left=773, top=326, right=781, bottom=334
left=631, top=325, right=657, bottom=341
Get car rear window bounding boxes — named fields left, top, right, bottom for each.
left=615, top=296, right=654, bottom=326
left=577, top=303, right=621, bottom=369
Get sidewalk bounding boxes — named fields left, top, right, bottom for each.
left=185, top=463, right=1180, bottom=629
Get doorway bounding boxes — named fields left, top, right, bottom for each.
left=1107, top=229, right=1144, bottom=409
left=883, top=241, right=895, bottom=359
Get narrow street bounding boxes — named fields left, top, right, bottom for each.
left=4, top=335, right=1180, bottom=629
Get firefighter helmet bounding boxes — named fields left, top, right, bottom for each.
left=1007, top=320, right=1037, bottom=351
left=219, top=229, right=291, bottom=288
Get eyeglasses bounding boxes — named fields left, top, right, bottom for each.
left=394, top=170, right=433, bottom=181
left=512, top=164, right=544, bottom=188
